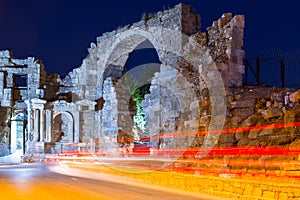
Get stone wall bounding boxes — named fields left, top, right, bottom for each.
left=206, top=14, right=245, bottom=87
left=142, top=11, right=245, bottom=151
left=0, top=50, right=46, bottom=107
left=0, top=50, right=47, bottom=155
left=73, top=162, right=300, bottom=200
left=101, top=77, right=134, bottom=154
left=225, top=86, right=299, bottom=147
left=138, top=5, right=300, bottom=157
left=43, top=73, right=60, bottom=102
left=172, top=85, right=300, bottom=150
left=0, top=106, right=11, bottom=155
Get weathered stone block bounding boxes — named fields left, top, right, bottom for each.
left=240, top=114, right=260, bottom=127
left=290, top=91, right=300, bottom=103
left=237, top=138, right=250, bottom=146
left=0, top=50, right=11, bottom=58
left=248, top=129, right=260, bottom=139
left=231, top=15, right=245, bottom=29
left=258, top=107, right=282, bottom=119
left=258, top=124, right=275, bottom=136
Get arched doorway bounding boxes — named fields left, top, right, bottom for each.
left=123, top=40, right=161, bottom=138
left=100, top=38, right=161, bottom=150
left=51, top=112, right=74, bottom=143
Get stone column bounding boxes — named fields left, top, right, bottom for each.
left=31, top=98, right=47, bottom=142
left=45, top=110, right=52, bottom=142
left=39, top=108, right=44, bottom=142
left=25, top=100, right=33, bottom=142
left=73, top=111, right=80, bottom=143
left=34, top=109, right=39, bottom=141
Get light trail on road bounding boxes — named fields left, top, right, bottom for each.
left=0, top=163, right=220, bottom=200
left=41, top=121, right=300, bottom=189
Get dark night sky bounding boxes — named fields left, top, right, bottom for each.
left=0, top=0, right=299, bottom=76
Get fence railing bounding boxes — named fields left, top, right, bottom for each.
left=243, top=50, right=300, bottom=88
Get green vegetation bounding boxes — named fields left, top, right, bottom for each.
left=122, top=64, right=159, bottom=130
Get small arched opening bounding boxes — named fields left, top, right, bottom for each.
left=51, top=112, right=74, bottom=143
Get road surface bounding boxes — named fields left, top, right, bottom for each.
left=0, top=163, right=221, bottom=200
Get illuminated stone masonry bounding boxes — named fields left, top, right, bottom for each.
left=0, top=3, right=300, bottom=163
left=0, top=50, right=46, bottom=158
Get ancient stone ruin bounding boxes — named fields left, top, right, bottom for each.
left=0, top=3, right=299, bottom=163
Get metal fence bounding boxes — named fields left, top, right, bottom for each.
left=243, top=49, right=300, bottom=88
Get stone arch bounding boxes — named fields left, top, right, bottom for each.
left=97, top=29, right=178, bottom=152
left=95, top=27, right=184, bottom=91
left=95, top=24, right=199, bottom=152
left=52, top=111, right=74, bottom=143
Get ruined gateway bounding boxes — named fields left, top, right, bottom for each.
left=0, top=3, right=299, bottom=162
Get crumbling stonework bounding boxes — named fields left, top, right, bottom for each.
left=1, top=3, right=300, bottom=165
left=226, top=86, right=300, bottom=147
left=0, top=50, right=45, bottom=107
left=100, top=77, right=135, bottom=155
left=0, top=50, right=46, bottom=156
left=142, top=9, right=245, bottom=151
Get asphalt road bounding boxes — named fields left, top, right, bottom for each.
left=0, top=163, right=222, bottom=200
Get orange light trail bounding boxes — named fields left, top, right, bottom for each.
left=150, top=146, right=300, bottom=156
left=46, top=121, right=300, bottom=183
left=151, top=121, right=300, bottom=140
left=96, top=121, right=300, bottom=143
